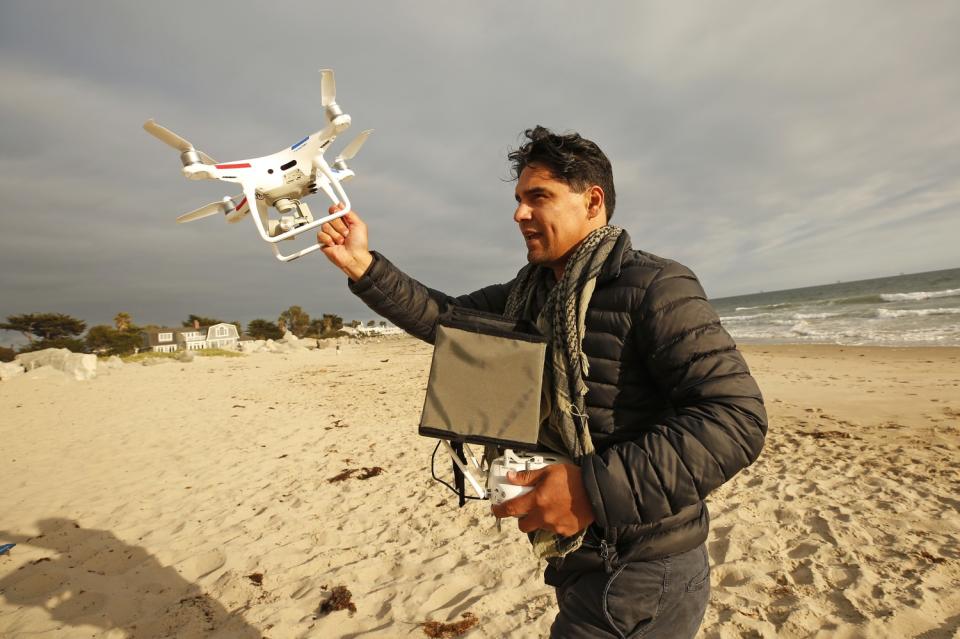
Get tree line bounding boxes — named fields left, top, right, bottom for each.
left=0, top=307, right=361, bottom=361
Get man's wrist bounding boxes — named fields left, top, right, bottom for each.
left=344, top=251, right=374, bottom=282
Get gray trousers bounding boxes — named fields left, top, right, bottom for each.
left=549, top=544, right=710, bottom=639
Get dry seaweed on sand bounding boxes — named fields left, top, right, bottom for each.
left=328, top=469, right=356, bottom=482
left=421, top=612, right=479, bottom=638
left=799, top=430, right=854, bottom=440
left=246, top=572, right=264, bottom=586
left=357, top=466, right=385, bottom=479
left=327, top=466, right=385, bottom=483
left=317, top=585, right=356, bottom=615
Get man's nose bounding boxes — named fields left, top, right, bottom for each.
left=514, top=203, right=531, bottom=223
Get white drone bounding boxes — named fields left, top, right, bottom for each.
left=144, top=69, right=371, bottom=262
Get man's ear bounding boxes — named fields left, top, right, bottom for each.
left=585, top=185, right=605, bottom=220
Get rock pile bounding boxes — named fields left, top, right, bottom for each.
left=238, top=331, right=329, bottom=354
left=8, top=348, right=99, bottom=381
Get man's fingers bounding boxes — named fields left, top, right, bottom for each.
left=342, top=210, right=365, bottom=231
left=319, top=222, right=345, bottom=245
left=317, top=230, right=337, bottom=247
left=491, top=489, right=537, bottom=519
left=328, top=216, right=349, bottom=236
left=507, top=466, right=547, bottom=487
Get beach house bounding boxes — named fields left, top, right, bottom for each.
left=141, top=322, right=240, bottom=353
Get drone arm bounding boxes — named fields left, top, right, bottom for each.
left=314, top=154, right=352, bottom=218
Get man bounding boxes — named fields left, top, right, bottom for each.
left=318, top=126, right=766, bottom=638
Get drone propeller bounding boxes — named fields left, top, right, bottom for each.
left=176, top=196, right=235, bottom=224
left=335, top=129, right=373, bottom=165
left=320, top=69, right=336, bottom=107
left=143, top=119, right=216, bottom=165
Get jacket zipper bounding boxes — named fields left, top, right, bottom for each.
left=599, top=539, right=614, bottom=573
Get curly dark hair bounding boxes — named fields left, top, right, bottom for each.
left=508, top=125, right=616, bottom=221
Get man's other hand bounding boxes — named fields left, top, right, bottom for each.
left=490, top=463, right=596, bottom=537
left=317, top=204, right=373, bottom=281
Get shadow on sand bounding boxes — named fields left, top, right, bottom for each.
left=0, top=518, right=262, bottom=638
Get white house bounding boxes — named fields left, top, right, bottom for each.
left=141, top=323, right=240, bottom=353
left=355, top=324, right=404, bottom=336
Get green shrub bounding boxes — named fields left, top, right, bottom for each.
left=122, top=351, right=180, bottom=363
left=196, top=348, right=244, bottom=358
left=18, top=337, right=86, bottom=353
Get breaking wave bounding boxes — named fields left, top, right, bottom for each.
left=880, top=287, right=960, bottom=302
left=875, top=307, right=960, bottom=319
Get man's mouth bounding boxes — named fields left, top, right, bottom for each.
left=522, top=231, right=542, bottom=242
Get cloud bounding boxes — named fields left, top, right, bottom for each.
left=1, top=0, right=958, bottom=333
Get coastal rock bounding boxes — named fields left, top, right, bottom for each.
left=176, top=350, right=195, bottom=363
left=16, top=348, right=98, bottom=381
left=101, top=356, right=125, bottom=370
left=141, top=357, right=174, bottom=366
left=264, top=339, right=282, bottom=353
left=273, top=336, right=307, bottom=353
left=0, top=361, right=24, bottom=381
left=239, top=340, right=266, bottom=354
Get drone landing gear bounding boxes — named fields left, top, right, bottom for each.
left=246, top=157, right=352, bottom=262
left=446, top=440, right=488, bottom=506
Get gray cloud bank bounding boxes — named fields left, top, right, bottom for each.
left=1, top=1, right=958, bottom=344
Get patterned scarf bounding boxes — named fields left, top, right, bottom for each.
left=503, top=224, right=624, bottom=558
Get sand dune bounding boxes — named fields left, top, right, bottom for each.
left=0, top=340, right=958, bottom=638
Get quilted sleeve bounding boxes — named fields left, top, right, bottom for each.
left=347, top=252, right=513, bottom=343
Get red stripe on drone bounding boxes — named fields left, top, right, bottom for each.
left=215, top=163, right=252, bottom=169
left=236, top=197, right=248, bottom=210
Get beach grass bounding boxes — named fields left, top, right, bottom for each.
left=122, top=348, right=243, bottom=363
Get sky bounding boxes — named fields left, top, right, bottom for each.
left=1, top=1, right=958, bottom=344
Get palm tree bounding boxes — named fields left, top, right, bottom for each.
left=114, top=312, right=132, bottom=332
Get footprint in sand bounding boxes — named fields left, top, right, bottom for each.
left=787, top=542, right=820, bottom=559
left=177, top=548, right=227, bottom=581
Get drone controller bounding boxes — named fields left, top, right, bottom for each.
left=486, top=449, right=572, bottom=505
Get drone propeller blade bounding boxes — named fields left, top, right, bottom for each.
left=320, top=69, right=336, bottom=106
left=176, top=198, right=229, bottom=224
left=336, top=129, right=373, bottom=163
left=143, top=119, right=193, bottom=153
left=144, top=119, right=217, bottom=164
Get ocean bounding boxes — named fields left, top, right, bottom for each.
left=710, top=267, right=960, bottom=347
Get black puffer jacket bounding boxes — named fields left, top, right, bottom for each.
left=348, top=231, right=766, bottom=569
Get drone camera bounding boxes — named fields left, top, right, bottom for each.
left=269, top=198, right=315, bottom=237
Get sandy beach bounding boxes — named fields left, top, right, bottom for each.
left=1, top=338, right=958, bottom=638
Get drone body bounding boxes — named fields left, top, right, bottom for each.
left=144, top=69, right=371, bottom=262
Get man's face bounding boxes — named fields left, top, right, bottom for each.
left=513, top=165, right=601, bottom=271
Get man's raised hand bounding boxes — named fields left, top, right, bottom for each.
left=317, top=204, right=373, bottom=281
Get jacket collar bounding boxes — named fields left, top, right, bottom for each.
left=596, top=229, right=631, bottom=284
left=536, top=228, right=632, bottom=288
